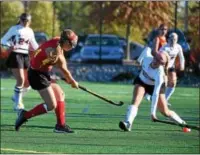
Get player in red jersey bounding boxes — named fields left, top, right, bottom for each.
left=151, top=24, right=168, bottom=57
left=15, top=29, right=79, bottom=133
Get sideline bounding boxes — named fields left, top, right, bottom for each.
left=1, top=148, right=52, bottom=154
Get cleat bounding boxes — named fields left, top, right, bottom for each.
left=119, top=121, right=131, bottom=131
left=54, top=124, right=74, bottom=133
left=15, top=110, right=28, bottom=131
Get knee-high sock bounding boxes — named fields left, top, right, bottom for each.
left=14, top=86, right=23, bottom=104
left=125, top=105, right=138, bottom=125
left=169, top=111, right=185, bottom=124
left=24, top=103, right=48, bottom=119
left=55, top=101, right=66, bottom=126
left=165, top=87, right=175, bottom=101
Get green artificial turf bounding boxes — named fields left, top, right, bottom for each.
left=1, top=78, right=199, bottom=154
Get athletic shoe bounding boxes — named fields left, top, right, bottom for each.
left=15, top=110, right=28, bottom=131
left=54, top=124, right=74, bottom=133
left=119, top=121, right=131, bottom=131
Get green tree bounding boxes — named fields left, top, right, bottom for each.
left=28, top=1, right=60, bottom=37
left=0, top=1, right=24, bottom=36
left=54, top=1, right=92, bottom=35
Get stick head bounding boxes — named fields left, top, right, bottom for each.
left=118, top=101, right=124, bottom=106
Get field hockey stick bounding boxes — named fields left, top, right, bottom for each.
left=154, top=119, right=200, bottom=131
left=58, top=77, right=124, bottom=106
left=78, top=85, right=124, bottom=106
left=1, top=44, right=33, bottom=52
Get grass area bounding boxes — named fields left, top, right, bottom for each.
left=0, top=78, right=199, bottom=154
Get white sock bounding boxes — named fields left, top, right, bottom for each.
left=125, top=105, right=138, bottom=125
left=165, top=87, right=175, bottom=101
left=169, top=111, right=185, bottom=124
left=22, top=86, right=31, bottom=97
left=14, top=86, right=23, bottom=104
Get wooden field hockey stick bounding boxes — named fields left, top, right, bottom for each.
left=154, top=119, right=200, bottom=131
left=78, top=85, right=124, bottom=106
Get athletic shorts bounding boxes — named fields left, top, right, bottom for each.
left=168, top=67, right=176, bottom=72
left=28, top=67, right=51, bottom=91
left=6, top=52, right=29, bottom=69
left=133, top=76, right=165, bottom=96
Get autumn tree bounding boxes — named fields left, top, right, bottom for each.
left=84, top=1, right=174, bottom=43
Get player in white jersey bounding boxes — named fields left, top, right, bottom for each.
left=159, top=33, right=185, bottom=102
left=1, top=13, right=39, bottom=111
left=119, top=52, right=188, bottom=132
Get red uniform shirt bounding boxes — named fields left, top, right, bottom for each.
left=30, top=37, right=60, bottom=72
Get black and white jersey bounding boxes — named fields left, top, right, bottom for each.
left=159, top=43, right=185, bottom=70
left=1, top=24, right=39, bottom=54
left=137, top=51, right=165, bottom=116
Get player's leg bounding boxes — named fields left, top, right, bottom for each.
left=9, top=53, right=29, bottom=111
left=11, top=68, right=25, bottom=111
left=22, top=69, right=31, bottom=97
left=119, top=84, right=145, bottom=131
left=15, top=85, right=56, bottom=131
left=165, top=69, right=177, bottom=101
left=15, top=68, right=54, bottom=131
left=157, top=94, right=186, bottom=124
left=51, top=83, right=74, bottom=133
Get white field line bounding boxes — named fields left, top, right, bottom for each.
left=1, top=148, right=52, bottom=154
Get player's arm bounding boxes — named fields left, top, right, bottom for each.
left=151, top=37, right=159, bottom=57
left=29, top=30, right=39, bottom=51
left=56, top=53, right=78, bottom=89
left=151, top=70, right=164, bottom=120
left=178, top=46, right=185, bottom=71
left=1, top=26, right=14, bottom=48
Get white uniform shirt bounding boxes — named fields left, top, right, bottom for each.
left=159, top=43, right=185, bottom=70
left=1, top=24, right=39, bottom=54
left=137, top=52, right=165, bottom=116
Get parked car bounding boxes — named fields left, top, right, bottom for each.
left=129, top=42, right=145, bottom=60
left=80, top=34, right=124, bottom=62
left=34, top=32, right=49, bottom=45
left=146, top=28, right=190, bottom=53
left=117, top=36, right=145, bottom=60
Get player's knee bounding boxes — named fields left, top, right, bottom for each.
left=56, top=90, right=65, bottom=101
